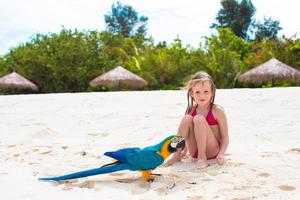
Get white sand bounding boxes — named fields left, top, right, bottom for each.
left=0, top=88, right=299, bottom=200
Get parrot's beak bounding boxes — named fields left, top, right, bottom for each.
left=169, top=136, right=185, bottom=152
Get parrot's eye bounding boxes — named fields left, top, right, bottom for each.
left=170, top=136, right=185, bottom=149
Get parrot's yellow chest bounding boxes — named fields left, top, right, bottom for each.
left=156, top=140, right=171, bottom=159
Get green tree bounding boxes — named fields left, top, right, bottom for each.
left=4, top=29, right=110, bottom=93
left=0, top=56, right=9, bottom=76
left=247, top=36, right=299, bottom=70
left=289, top=37, right=300, bottom=67
left=104, top=2, right=148, bottom=37
left=204, top=28, right=251, bottom=88
left=211, top=0, right=256, bottom=40
left=252, top=17, right=282, bottom=41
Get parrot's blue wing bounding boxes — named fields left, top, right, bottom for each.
left=125, top=151, right=164, bottom=170
left=104, top=147, right=141, bottom=163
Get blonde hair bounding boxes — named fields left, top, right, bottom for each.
left=185, top=71, right=216, bottom=114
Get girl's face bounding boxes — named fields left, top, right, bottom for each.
left=190, top=81, right=212, bottom=107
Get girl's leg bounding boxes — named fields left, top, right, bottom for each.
left=177, top=115, right=197, bottom=157
left=193, top=115, right=220, bottom=168
left=164, top=115, right=196, bottom=166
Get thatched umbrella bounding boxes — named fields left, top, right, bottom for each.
left=239, top=58, right=300, bottom=85
left=0, top=71, right=38, bottom=91
left=90, top=66, right=148, bottom=89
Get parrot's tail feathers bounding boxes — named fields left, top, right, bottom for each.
left=100, top=160, right=120, bottom=168
left=38, top=163, right=128, bottom=181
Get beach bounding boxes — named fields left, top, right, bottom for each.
left=0, top=88, right=299, bottom=200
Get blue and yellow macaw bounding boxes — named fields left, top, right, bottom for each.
left=39, top=135, right=185, bottom=182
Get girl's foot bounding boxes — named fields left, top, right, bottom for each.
left=195, top=159, right=208, bottom=169
left=216, top=156, right=225, bottom=165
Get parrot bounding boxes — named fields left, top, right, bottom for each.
left=38, top=135, right=185, bottom=182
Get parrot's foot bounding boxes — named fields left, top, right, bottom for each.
left=145, top=173, right=162, bottom=182
left=141, top=170, right=153, bottom=181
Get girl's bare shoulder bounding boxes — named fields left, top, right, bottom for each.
left=212, top=104, right=226, bottom=116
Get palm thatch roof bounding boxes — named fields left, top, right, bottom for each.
left=239, top=58, right=300, bottom=84
left=90, top=66, right=148, bottom=89
left=0, top=72, right=38, bottom=91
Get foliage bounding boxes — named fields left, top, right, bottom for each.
left=211, top=0, right=256, bottom=40
left=252, top=17, right=282, bottom=41
left=204, top=28, right=251, bottom=88
left=1, top=27, right=299, bottom=94
left=3, top=29, right=108, bottom=93
left=104, top=1, right=148, bottom=37
left=0, top=56, right=9, bottom=76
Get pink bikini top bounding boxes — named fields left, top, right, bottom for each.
left=190, top=105, right=219, bottom=126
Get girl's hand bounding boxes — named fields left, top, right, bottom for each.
left=180, top=147, right=187, bottom=159
left=163, top=149, right=181, bottom=167
left=216, top=154, right=225, bottom=165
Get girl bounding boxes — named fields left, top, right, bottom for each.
left=165, top=71, right=229, bottom=168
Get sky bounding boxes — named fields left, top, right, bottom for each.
left=0, top=0, right=299, bottom=55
